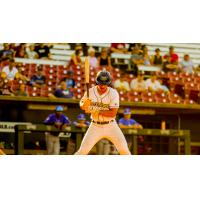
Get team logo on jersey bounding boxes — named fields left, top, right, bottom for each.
left=89, top=102, right=109, bottom=111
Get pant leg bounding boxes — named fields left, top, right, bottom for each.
left=53, top=136, right=60, bottom=155
left=45, top=133, right=54, bottom=155
left=75, top=123, right=105, bottom=155
left=105, top=122, right=131, bottom=155
left=103, top=141, right=111, bottom=155
left=96, top=141, right=104, bottom=155
left=96, top=139, right=110, bottom=155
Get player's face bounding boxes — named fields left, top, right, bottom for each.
left=55, top=111, right=62, bottom=117
left=124, top=114, right=131, bottom=120
left=97, top=84, right=108, bottom=93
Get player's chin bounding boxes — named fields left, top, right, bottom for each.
left=98, top=85, right=107, bottom=91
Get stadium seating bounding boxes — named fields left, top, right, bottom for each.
left=1, top=43, right=200, bottom=105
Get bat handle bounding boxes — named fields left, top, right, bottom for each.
left=86, top=83, right=89, bottom=98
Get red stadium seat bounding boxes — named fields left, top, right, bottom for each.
left=154, top=92, right=170, bottom=103
left=168, top=93, right=183, bottom=104
left=183, top=99, right=196, bottom=104
left=27, top=86, right=41, bottom=97
left=141, top=91, right=155, bottom=103
left=184, top=83, right=200, bottom=103
left=126, top=91, right=141, bottom=102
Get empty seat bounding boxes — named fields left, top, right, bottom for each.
left=141, top=91, right=155, bottom=103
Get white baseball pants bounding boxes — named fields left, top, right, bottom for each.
left=45, top=133, right=60, bottom=155
left=75, top=121, right=131, bottom=155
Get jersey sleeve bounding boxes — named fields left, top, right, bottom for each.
left=63, top=116, right=71, bottom=125
left=118, top=118, right=124, bottom=125
left=110, top=89, right=119, bottom=108
left=44, top=114, right=53, bottom=124
left=130, top=119, right=140, bottom=125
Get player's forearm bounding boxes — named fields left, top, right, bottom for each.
left=99, top=109, right=117, bottom=118
left=119, top=124, right=129, bottom=129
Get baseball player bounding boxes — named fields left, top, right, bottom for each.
left=118, top=108, right=143, bottom=129
left=75, top=70, right=131, bottom=155
left=73, top=113, right=90, bottom=128
left=119, top=107, right=143, bottom=150
left=44, top=105, right=70, bottom=155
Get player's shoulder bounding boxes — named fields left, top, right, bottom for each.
left=109, top=87, right=119, bottom=96
left=62, top=114, right=69, bottom=119
left=130, top=118, right=137, bottom=123
left=47, top=113, right=55, bottom=119
left=119, top=117, right=124, bottom=122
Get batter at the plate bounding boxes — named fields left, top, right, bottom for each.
left=75, top=70, right=131, bottom=155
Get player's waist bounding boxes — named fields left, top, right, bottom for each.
left=92, top=120, right=114, bottom=125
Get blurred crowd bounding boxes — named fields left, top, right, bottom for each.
left=0, top=43, right=200, bottom=103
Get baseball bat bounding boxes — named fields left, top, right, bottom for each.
left=84, top=57, right=90, bottom=98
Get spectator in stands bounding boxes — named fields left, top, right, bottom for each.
left=0, top=72, right=7, bottom=95
left=44, top=105, right=71, bottom=155
left=9, top=43, right=17, bottom=52
left=128, top=47, right=143, bottom=76
left=128, top=43, right=142, bottom=53
left=2, top=58, right=18, bottom=81
left=158, top=79, right=170, bottom=94
left=150, top=48, right=163, bottom=66
left=164, top=46, right=179, bottom=65
left=30, top=65, right=46, bottom=88
left=0, top=79, right=15, bottom=96
left=195, top=64, right=200, bottom=74
left=0, top=43, right=15, bottom=61
left=162, top=55, right=178, bottom=73
left=141, top=46, right=151, bottom=66
left=88, top=47, right=98, bottom=69
left=145, top=73, right=162, bottom=92
left=34, top=43, right=51, bottom=59
left=179, top=54, right=195, bottom=74
left=15, top=43, right=27, bottom=58
left=110, top=43, right=128, bottom=54
left=130, top=73, right=146, bottom=92
left=68, top=45, right=83, bottom=68
left=97, top=48, right=112, bottom=70
left=14, top=83, right=28, bottom=96
left=114, top=72, right=130, bottom=92
left=139, top=45, right=147, bottom=54
left=51, top=80, right=74, bottom=98
left=15, top=63, right=30, bottom=84
left=119, top=108, right=143, bottom=148
left=26, top=44, right=39, bottom=59
left=61, top=70, right=76, bottom=89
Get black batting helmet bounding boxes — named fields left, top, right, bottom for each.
left=96, top=70, right=112, bottom=85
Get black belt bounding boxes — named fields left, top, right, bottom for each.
left=92, top=120, right=114, bottom=125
